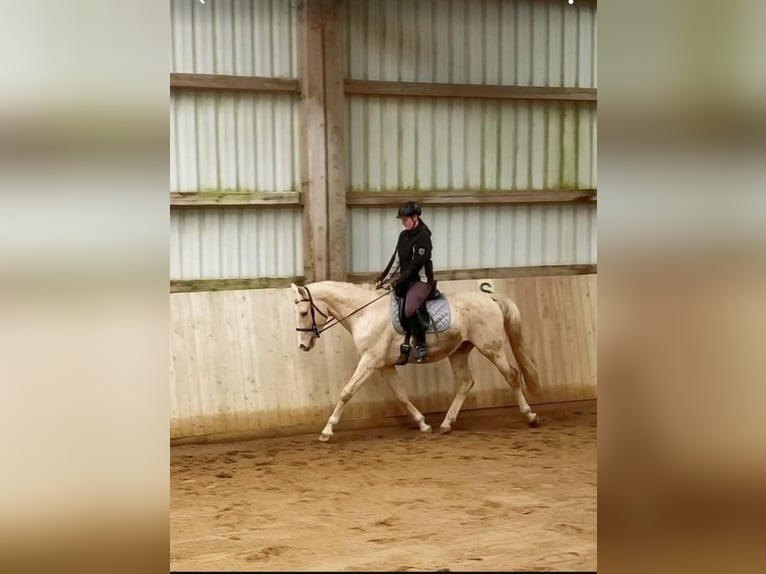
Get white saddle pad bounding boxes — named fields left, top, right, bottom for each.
left=390, top=293, right=452, bottom=335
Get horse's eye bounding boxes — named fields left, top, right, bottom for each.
left=300, top=311, right=308, bottom=317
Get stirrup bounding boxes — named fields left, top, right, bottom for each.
left=414, top=345, right=428, bottom=363
left=395, top=343, right=411, bottom=366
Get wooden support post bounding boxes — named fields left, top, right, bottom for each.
left=322, top=0, right=347, bottom=281
left=299, top=0, right=328, bottom=282
left=299, top=0, right=347, bottom=283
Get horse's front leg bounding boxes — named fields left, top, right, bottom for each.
left=320, top=355, right=378, bottom=442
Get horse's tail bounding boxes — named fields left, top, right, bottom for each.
left=492, top=295, right=541, bottom=397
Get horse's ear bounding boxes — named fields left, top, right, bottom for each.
left=290, top=283, right=301, bottom=299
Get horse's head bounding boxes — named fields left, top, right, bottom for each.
left=290, top=283, right=330, bottom=351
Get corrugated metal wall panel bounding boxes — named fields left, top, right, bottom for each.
left=169, top=0, right=596, bottom=281
left=343, top=0, right=597, bottom=273
left=170, top=207, right=303, bottom=279
left=170, top=0, right=298, bottom=77
left=171, top=91, right=299, bottom=192
left=347, top=97, right=596, bottom=191
left=348, top=203, right=596, bottom=273
left=344, top=0, right=596, bottom=88
left=170, top=1, right=302, bottom=282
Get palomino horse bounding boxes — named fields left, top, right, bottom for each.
left=290, top=281, right=541, bottom=441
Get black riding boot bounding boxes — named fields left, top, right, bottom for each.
left=395, top=338, right=412, bottom=366
left=411, top=311, right=428, bottom=363
left=395, top=315, right=412, bottom=366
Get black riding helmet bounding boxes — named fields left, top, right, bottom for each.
left=396, top=201, right=422, bottom=218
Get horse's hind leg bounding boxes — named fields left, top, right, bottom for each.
left=379, top=367, right=431, bottom=433
left=478, top=345, right=539, bottom=427
left=439, top=346, right=475, bottom=433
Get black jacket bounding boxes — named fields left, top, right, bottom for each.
left=377, top=220, right=437, bottom=291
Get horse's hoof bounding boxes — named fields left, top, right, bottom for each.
left=439, top=426, right=452, bottom=434
left=318, top=432, right=332, bottom=442
left=528, top=414, right=541, bottom=428
left=419, top=424, right=432, bottom=433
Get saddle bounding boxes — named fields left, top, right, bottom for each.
left=390, top=290, right=451, bottom=335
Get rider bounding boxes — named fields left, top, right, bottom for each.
left=375, top=201, right=437, bottom=364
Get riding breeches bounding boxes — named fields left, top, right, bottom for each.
left=404, top=282, right=432, bottom=318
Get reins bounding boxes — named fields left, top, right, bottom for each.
left=296, top=283, right=392, bottom=337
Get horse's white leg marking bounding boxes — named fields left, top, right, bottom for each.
left=319, top=357, right=377, bottom=441
left=439, top=349, right=475, bottom=433
left=479, top=345, right=539, bottom=426
left=379, top=367, right=431, bottom=433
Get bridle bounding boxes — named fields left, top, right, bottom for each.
left=295, top=285, right=331, bottom=338
left=295, top=284, right=392, bottom=339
